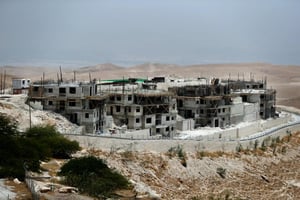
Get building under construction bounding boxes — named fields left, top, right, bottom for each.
left=29, top=81, right=107, bottom=133
left=28, top=75, right=276, bottom=135
left=28, top=78, right=177, bottom=136
left=168, top=77, right=276, bottom=128
left=102, top=79, right=177, bottom=137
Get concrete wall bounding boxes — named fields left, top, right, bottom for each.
left=82, top=85, right=95, bottom=96
left=143, top=114, right=156, bottom=128
left=12, top=79, right=31, bottom=89
left=81, top=109, right=98, bottom=123
left=177, top=119, right=195, bottom=131
left=230, top=102, right=244, bottom=125
left=43, top=84, right=88, bottom=98
left=243, top=103, right=259, bottom=122
left=43, top=85, right=59, bottom=97
left=66, top=99, right=83, bottom=110
left=128, top=116, right=142, bottom=129
left=248, top=93, right=261, bottom=103
left=128, top=105, right=143, bottom=116
left=231, top=103, right=244, bottom=116
left=205, top=114, right=292, bottom=141
left=161, top=113, right=175, bottom=125
left=261, top=115, right=291, bottom=130
left=66, top=114, right=299, bottom=153
left=184, top=99, right=200, bottom=107
left=44, top=99, right=56, bottom=110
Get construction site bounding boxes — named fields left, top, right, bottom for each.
left=27, top=75, right=277, bottom=138
left=2, top=72, right=300, bottom=200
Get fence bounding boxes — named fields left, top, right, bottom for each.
left=65, top=113, right=300, bottom=153
left=24, top=170, right=40, bottom=200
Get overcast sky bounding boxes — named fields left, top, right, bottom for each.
left=0, top=0, right=299, bottom=67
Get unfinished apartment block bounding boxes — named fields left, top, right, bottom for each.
left=169, top=78, right=276, bottom=128
left=228, top=79, right=276, bottom=119
left=103, top=80, right=177, bottom=137
left=29, top=81, right=107, bottom=133
left=12, top=78, right=31, bottom=94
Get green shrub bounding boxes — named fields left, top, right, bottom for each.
left=0, top=115, right=80, bottom=180
left=167, top=145, right=187, bottom=167
left=0, top=114, right=18, bottom=136
left=25, top=125, right=59, bottom=138
left=25, top=125, right=80, bottom=158
left=59, top=156, right=130, bottom=197
left=260, top=141, right=267, bottom=151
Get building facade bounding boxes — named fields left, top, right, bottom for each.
left=102, top=80, right=178, bottom=137
left=12, top=78, right=31, bottom=94
left=28, top=76, right=276, bottom=135
left=168, top=78, right=276, bottom=128
left=29, top=81, right=107, bottom=133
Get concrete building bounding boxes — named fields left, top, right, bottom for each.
left=29, top=81, right=107, bottom=133
left=168, top=78, right=276, bottom=128
left=102, top=80, right=178, bottom=137
left=27, top=76, right=276, bottom=135
left=12, top=78, right=31, bottom=94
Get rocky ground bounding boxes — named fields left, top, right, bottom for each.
left=0, top=94, right=83, bottom=134
left=4, top=133, right=300, bottom=200
left=78, top=131, right=300, bottom=199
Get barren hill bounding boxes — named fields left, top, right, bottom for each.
left=77, top=63, right=123, bottom=73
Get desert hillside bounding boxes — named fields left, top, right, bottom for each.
left=0, top=74, right=299, bottom=199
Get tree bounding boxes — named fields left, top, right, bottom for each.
left=0, top=113, right=18, bottom=136
left=0, top=116, right=80, bottom=180
left=25, top=125, right=80, bottom=159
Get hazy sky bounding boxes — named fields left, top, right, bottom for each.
left=0, top=0, right=299, bottom=67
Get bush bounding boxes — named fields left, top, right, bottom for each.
left=254, top=139, right=259, bottom=150
left=0, top=114, right=18, bottom=136
left=216, top=167, right=226, bottom=178
left=167, top=145, right=187, bottom=167
left=0, top=115, right=80, bottom=180
left=25, top=125, right=80, bottom=158
left=260, top=141, right=267, bottom=151
left=25, top=125, right=59, bottom=138
left=59, top=156, right=130, bottom=197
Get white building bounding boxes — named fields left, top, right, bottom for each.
left=12, top=78, right=31, bottom=94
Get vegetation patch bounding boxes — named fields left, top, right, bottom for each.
left=167, top=145, right=187, bottom=167
left=0, top=114, right=80, bottom=180
left=58, top=156, right=130, bottom=198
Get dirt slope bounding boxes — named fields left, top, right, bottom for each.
left=87, top=132, right=300, bottom=199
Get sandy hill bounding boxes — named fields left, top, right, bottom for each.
left=77, top=63, right=123, bottom=73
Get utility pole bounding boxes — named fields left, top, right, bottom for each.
left=57, top=73, right=60, bottom=85
left=0, top=71, right=2, bottom=94
left=28, top=94, right=32, bottom=129
left=59, top=66, right=63, bottom=83
left=73, top=71, right=76, bottom=82
left=3, top=70, right=6, bottom=94
left=43, top=72, right=45, bottom=84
